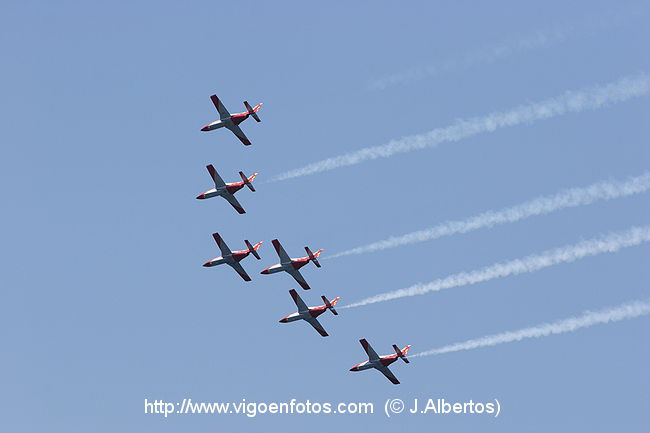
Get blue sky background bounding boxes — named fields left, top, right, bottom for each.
left=1, top=1, right=649, bottom=432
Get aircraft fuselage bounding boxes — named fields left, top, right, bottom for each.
left=279, top=306, right=327, bottom=323
left=261, top=258, right=310, bottom=274
left=197, top=182, right=245, bottom=200
left=201, top=112, right=249, bottom=131
left=203, top=249, right=250, bottom=267
left=350, top=355, right=399, bottom=372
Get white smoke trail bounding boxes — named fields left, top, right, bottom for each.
left=412, top=298, right=650, bottom=357
left=368, top=6, right=645, bottom=91
left=369, top=28, right=569, bottom=91
left=342, top=225, right=650, bottom=308
left=330, top=172, right=650, bottom=258
left=271, top=73, right=650, bottom=182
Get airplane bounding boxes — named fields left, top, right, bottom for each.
left=349, top=339, right=411, bottom=385
left=279, top=289, right=340, bottom=337
left=200, top=94, right=262, bottom=146
left=196, top=164, right=257, bottom=214
left=260, top=239, right=323, bottom=290
left=202, top=233, right=262, bottom=281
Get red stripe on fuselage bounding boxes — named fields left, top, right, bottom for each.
left=309, top=306, right=327, bottom=318
left=231, top=112, right=249, bottom=125
left=291, top=258, right=309, bottom=270
left=226, top=182, right=245, bottom=194
left=231, top=250, right=250, bottom=262
left=380, top=355, right=399, bottom=367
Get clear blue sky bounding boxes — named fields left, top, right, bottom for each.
left=2, top=1, right=649, bottom=432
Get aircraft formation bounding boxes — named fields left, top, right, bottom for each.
left=196, top=95, right=410, bottom=384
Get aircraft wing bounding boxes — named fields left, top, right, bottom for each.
left=288, top=268, right=311, bottom=290
left=226, top=123, right=252, bottom=146
left=377, top=365, right=400, bottom=385
left=222, top=193, right=246, bottom=214
left=206, top=164, right=226, bottom=188
left=305, top=317, right=329, bottom=337
left=210, top=95, right=231, bottom=120
left=288, top=289, right=309, bottom=312
left=229, top=261, right=252, bottom=282
left=272, top=239, right=292, bottom=263
left=212, top=233, right=232, bottom=256
left=359, top=339, right=380, bottom=361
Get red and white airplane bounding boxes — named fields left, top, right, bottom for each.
left=202, top=233, right=262, bottom=281
left=279, top=289, right=340, bottom=337
left=200, top=94, right=262, bottom=146
left=260, top=239, right=323, bottom=290
left=349, top=339, right=411, bottom=385
left=196, top=164, right=257, bottom=214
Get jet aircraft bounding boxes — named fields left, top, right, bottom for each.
left=196, top=164, right=257, bottom=214
left=203, top=233, right=262, bottom=281
left=349, top=339, right=411, bottom=384
left=260, top=239, right=323, bottom=290
left=279, top=289, right=340, bottom=337
left=200, top=94, right=262, bottom=146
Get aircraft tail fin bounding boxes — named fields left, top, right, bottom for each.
left=244, top=101, right=262, bottom=122
left=239, top=171, right=257, bottom=192
left=321, top=295, right=340, bottom=315
left=393, top=344, right=411, bottom=363
left=245, top=240, right=262, bottom=260
left=305, top=247, right=323, bottom=268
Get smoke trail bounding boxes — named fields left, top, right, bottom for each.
left=412, top=298, right=650, bottom=357
left=368, top=6, right=645, bottom=91
left=369, top=28, right=569, bottom=91
left=330, top=172, right=650, bottom=258
left=342, top=225, right=650, bottom=308
left=271, top=73, right=650, bottom=182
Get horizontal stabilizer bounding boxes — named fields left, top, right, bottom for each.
left=393, top=344, right=410, bottom=363
left=244, top=101, right=261, bottom=122
left=245, top=240, right=262, bottom=260
left=239, top=171, right=257, bottom=192
left=305, top=247, right=322, bottom=268
left=321, top=295, right=340, bottom=315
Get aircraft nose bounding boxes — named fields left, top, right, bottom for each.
left=279, top=318, right=287, bottom=323
left=201, top=125, right=210, bottom=131
left=196, top=193, right=204, bottom=200
left=349, top=366, right=357, bottom=372
left=202, top=260, right=212, bottom=267
left=260, top=269, right=269, bottom=274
